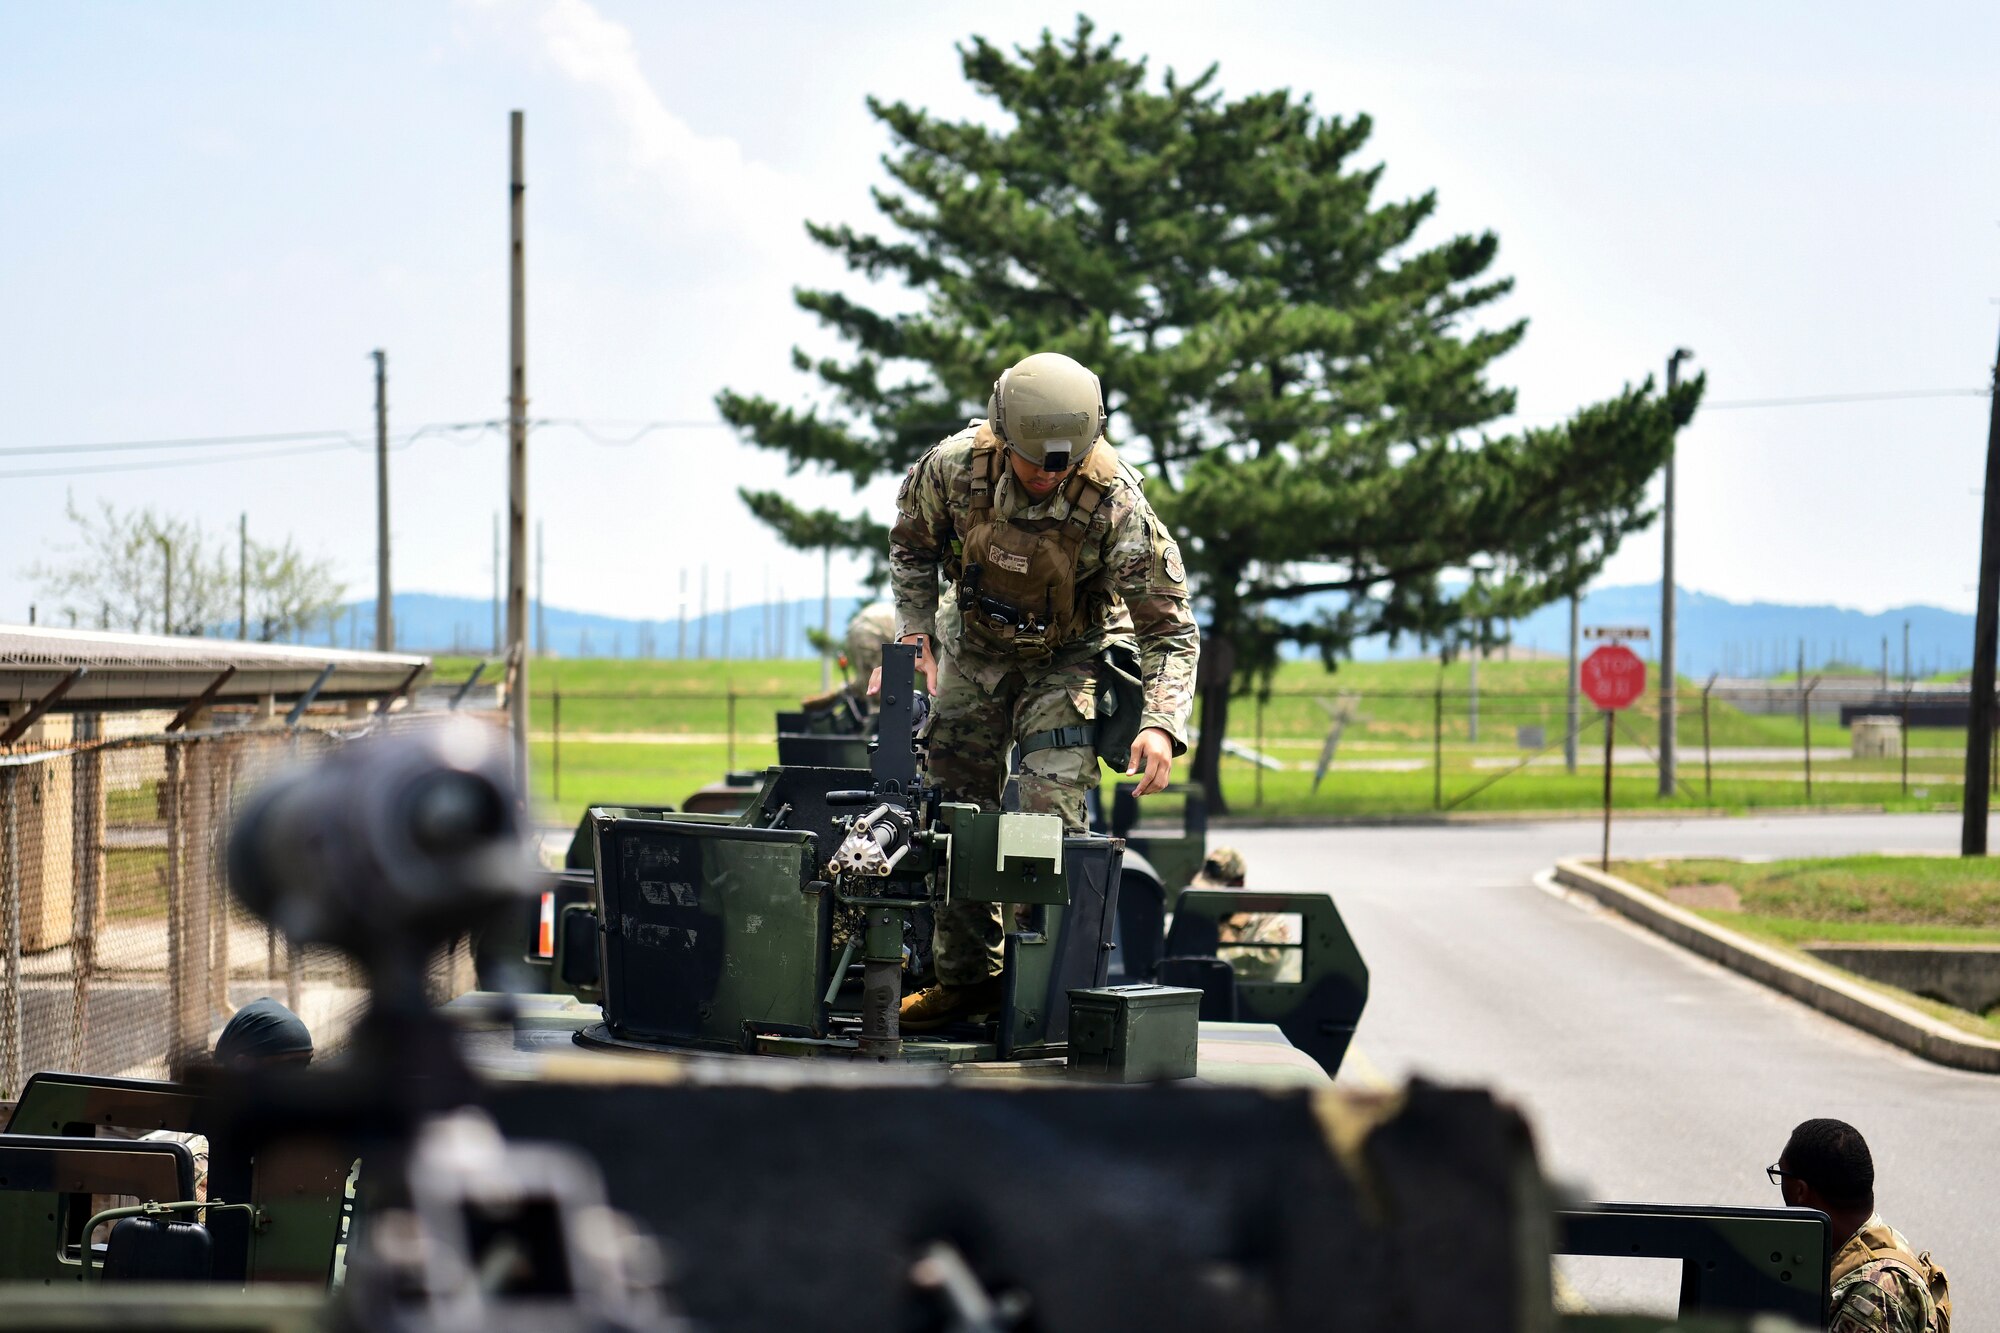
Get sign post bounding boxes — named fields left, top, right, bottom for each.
left=1582, top=640, right=1648, bottom=869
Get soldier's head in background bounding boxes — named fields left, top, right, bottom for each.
left=214, top=997, right=314, bottom=1070
left=1190, top=846, right=1247, bottom=889
left=1775, top=1118, right=1872, bottom=1218
left=844, top=601, right=898, bottom=686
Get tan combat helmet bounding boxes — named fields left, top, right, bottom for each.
left=988, top=351, right=1107, bottom=471
left=843, top=601, right=898, bottom=682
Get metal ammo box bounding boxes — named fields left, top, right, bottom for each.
left=1065, top=984, right=1201, bottom=1082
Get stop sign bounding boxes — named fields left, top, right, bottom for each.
left=1581, top=643, right=1647, bottom=711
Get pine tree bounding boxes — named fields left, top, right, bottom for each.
left=719, top=19, right=1701, bottom=809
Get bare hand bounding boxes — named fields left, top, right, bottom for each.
left=1127, top=727, right=1173, bottom=796
left=897, top=634, right=939, bottom=695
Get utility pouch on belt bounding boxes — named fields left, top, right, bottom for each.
left=1019, top=641, right=1146, bottom=767
left=1092, top=640, right=1146, bottom=768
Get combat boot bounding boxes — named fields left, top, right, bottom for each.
left=899, top=977, right=1004, bottom=1032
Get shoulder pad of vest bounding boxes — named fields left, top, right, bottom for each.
left=1077, top=439, right=1122, bottom=488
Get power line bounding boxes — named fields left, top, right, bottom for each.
left=2, top=419, right=504, bottom=460
left=532, top=418, right=733, bottom=446
left=11, top=383, right=1992, bottom=477
left=0, top=440, right=359, bottom=481
left=1702, top=387, right=1991, bottom=410
left=0, top=428, right=365, bottom=459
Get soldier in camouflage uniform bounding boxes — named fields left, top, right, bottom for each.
left=1771, top=1119, right=1951, bottom=1332
left=888, top=352, right=1198, bottom=1029
left=1191, top=847, right=1304, bottom=984
left=842, top=601, right=898, bottom=689
left=801, top=600, right=899, bottom=729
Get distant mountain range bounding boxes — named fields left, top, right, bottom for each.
left=299, top=585, right=1975, bottom=680
left=1480, top=584, right=1972, bottom=680
left=323, top=592, right=871, bottom=662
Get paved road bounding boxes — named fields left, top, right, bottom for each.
left=1234, top=813, right=1996, bottom=1317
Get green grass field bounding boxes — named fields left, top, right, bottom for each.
left=436, top=656, right=1975, bottom=824
left=1611, top=855, right=2000, bottom=1038
left=1612, top=856, right=2000, bottom=934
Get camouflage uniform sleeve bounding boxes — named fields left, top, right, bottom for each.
left=1829, top=1265, right=1931, bottom=1333
left=888, top=446, right=955, bottom=641
left=1102, top=488, right=1198, bottom=754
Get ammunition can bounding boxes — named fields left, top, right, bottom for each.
left=1065, top=984, right=1200, bottom=1082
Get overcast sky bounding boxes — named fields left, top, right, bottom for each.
left=4, top=1, right=1997, bottom=629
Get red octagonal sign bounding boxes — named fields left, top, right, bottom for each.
left=1581, top=643, right=1647, bottom=711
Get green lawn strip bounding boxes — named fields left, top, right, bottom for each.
left=1224, top=761, right=1940, bottom=818
left=527, top=740, right=764, bottom=828
left=1612, top=855, right=2000, bottom=929
left=106, top=782, right=157, bottom=824
left=1609, top=856, right=2000, bottom=1041
left=104, top=848, right=166, bottom=921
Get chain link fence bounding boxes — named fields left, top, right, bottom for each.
left=517, top=675, right=1991, bottom=821
left=1232, top=679, right=1986, bottom=813
left=0, top=708, right=493, bottom=1098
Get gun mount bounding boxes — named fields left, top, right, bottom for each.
left=572, top=644, right=1110, bottom=1069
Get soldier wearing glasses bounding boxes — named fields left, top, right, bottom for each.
left=1769, top=1119, right=1951, bottom=1331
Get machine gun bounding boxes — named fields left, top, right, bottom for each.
left=807, top=642, right=1069, bottom=1059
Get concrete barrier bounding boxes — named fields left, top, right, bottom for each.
left=1804, top=944, right=2000, bottom=1016
left=1552, top=858, right=2000, bottom=1074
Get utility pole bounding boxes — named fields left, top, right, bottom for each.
left=1961, top=320, right=2000, bottom=855
left=505, top=110, right=530, bottom=796
left=1565, top=590, right=1580, bottom=773
left=1660, top=347, right=1694, bottom=797
left=820, top=547, right=833, bottom=690
left=535, top=520, right=547, bottom=658
left=237, top=513, right=248, bottom=640
left=1903, top=620, right=1912, bottom=689
left=372, top=349, right=392, bottom=651
left=157, top=536, right=172, bottom=636
left=722, top=571, right=733, bottom=661
left=492, top=512, right=501, bottom=655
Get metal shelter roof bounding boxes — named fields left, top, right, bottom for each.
left=0, top=625, right=433, bottom=714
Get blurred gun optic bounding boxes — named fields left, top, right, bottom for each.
left=227, top=722, right=535, bottom=963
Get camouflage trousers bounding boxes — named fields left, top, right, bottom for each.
left=925, top=650, right=1096, bottom=985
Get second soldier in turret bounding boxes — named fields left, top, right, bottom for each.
left=888, top=351, right=1198, bottom=1029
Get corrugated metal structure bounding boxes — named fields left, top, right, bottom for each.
left=0, top=627, right=472, bottom=1093
left=0, top=626, right=431, bottom=717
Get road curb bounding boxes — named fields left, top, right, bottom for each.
left=1551, top=858, right=2000, bottom=1074
left=1210, top=804, right=1902, bottom=830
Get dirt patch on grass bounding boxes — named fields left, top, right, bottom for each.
left=1664, top=882, right=1742, bottom=912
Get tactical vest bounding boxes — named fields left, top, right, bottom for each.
left=1831, top=1218, right=1952, bottom=1333
left=950, top=423, right=1121, bottom=660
